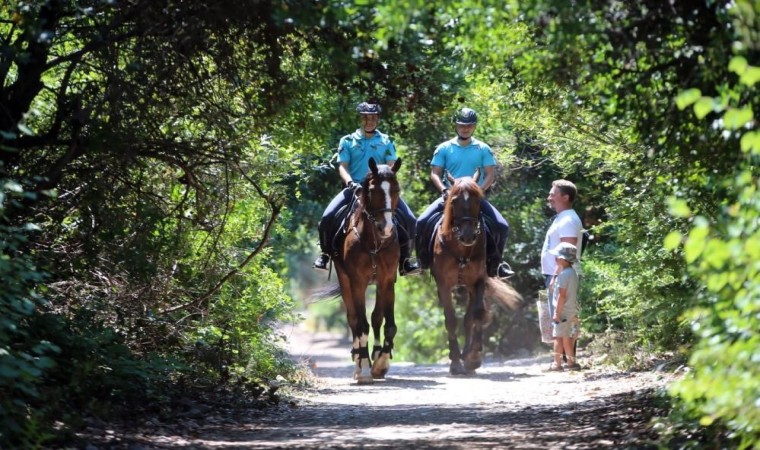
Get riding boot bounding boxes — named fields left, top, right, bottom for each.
left=485, top=231, right=514, bottom=278
left=414, top=235, right=428, bottom=270
left=313, top=231, right=330, bottom=271
left=486, top=245, right=499, bottom=277
left=399, top=242, right=421, bottom=276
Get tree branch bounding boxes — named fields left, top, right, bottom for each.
left=159, top=164, right=283, bottom=315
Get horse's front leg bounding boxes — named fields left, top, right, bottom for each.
left=463, top=279, right=488, bottom=373
left=349, top=282, right=373, bottom=385
left=371, top=279, right=396, bottom=379
left=438, top=283, right=465, bottom=375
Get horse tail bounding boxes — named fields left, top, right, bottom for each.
left=309, top=283, right=342, bottom=302
left=485, top=278, right=523, bottom=311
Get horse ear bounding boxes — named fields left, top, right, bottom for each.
left=473, top=168, right=480, bottom=183
left=392, top=157, right=402, bottom=173
left=369, top=157, right=378, bottom=175
left=446, top=171, right=455, bottom=184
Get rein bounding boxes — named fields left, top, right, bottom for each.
left=438, top=224, right=485, bottom=286
left=353, top=223, right=398, bottom=279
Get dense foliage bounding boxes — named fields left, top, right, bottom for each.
left=0, top=0, right=333, bottom=445
left=1, top=0, right=757, bottom=447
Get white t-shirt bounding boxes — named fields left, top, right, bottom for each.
left=541, top=209, right=584, bottom=276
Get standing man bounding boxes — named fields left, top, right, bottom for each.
left=416, top=107, right=512, bottom=279
left=313, top=101, right=421, bottom=276
left=541, top=179, right=584, bottom=367
left=541, top=179, right=584, bottom=293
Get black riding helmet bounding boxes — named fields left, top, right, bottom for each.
left=453, top=107, right=478, bottom=125
left=356, top=102, right=382, bottom=115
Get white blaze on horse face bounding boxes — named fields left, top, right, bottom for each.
left=463, top=190, right=470, bottom=202
left=380, top=180, right=394, bottom=237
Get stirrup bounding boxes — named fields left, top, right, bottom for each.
left=399, top=258, right=421, bottom=276
left=497, top=262, right=515, bottom=279
left=313, top=254, right=330, bottom=271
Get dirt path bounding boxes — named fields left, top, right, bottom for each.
left=75, top=323, right=680, bottom=449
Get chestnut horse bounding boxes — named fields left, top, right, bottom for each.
left=314, top=157, right=401, bottom=384
left=430, top=171, right=522, bottom=375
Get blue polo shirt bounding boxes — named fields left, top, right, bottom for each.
left=337, top=129, right=398, bottom=182
left=430, top=137, right=495, bottom=186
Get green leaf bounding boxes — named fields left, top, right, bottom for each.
left=667, top=197, right=691, bottom=218
left=676, top=88, right=702, bottom=110
left=3, top=180, right=23, bottom=193
left=663, top=231, right=683, bottom=250
left=704, top=239, right=731, bottom=269
left=728, top=56, right=748, bottom=75
left=684, top=220, right=709, bottom=263
left=24, top=223, right=42, bottom=232
left=17, top=123, right=34, bottom=136
left=739, top=66, right=760, bottom=87
left=723, top=107, right=754, bottom=130
left=0, top=130, right=16, bottom=140
left=740, top=131, right=760, bottom=154
left=693, top=97, right=715, bottom=119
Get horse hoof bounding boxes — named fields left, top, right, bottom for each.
left=354, top=358, right=373, bottom=383
left=449, top=361, right=467, bottom=376
left=372, top=353, right=390, bottom=379
left=463, top=350, right=483, bottom=372
left=356, top=375, right=375, bottom=385
left=464, top=359, right=482, bottom=372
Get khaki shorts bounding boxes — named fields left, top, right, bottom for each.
left=552, top=316, right=579, bottom=339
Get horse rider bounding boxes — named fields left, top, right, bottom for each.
left=313, top=101, right=421, bottom=276
left=415, top=107, right=514, bottom=279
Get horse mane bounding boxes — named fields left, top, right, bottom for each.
left=441, top=177, right=484, bottom=233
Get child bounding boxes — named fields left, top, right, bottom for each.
left=547, top=242, right=581, bottom=371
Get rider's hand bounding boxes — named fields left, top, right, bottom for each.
left=347, top=181, right=362, bottom=193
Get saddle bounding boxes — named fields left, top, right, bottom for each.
left=325, top=195, right=359, bottom=256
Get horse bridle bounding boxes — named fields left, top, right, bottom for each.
left=451, top=215, right=482, bottom=243
left=362, top=205, right=396, bottom=225
left=361, top=177, right=398, bottom=227
left=351, top=181, right=398, bottom=280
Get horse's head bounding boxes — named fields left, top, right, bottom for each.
left=442, top=169, right=484, bottom=246
left=360, top=157, right=401, bottom=238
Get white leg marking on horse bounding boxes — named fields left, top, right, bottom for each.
left=356, top=333, right=373, bottom=383
left=381, top=180, right=394, bottom=237
left=352, top=336, right=360, bottom=361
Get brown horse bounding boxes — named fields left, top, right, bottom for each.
left=314, top=157, right=402, bottom=384
left=430, top=171, right=522, bottom=375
